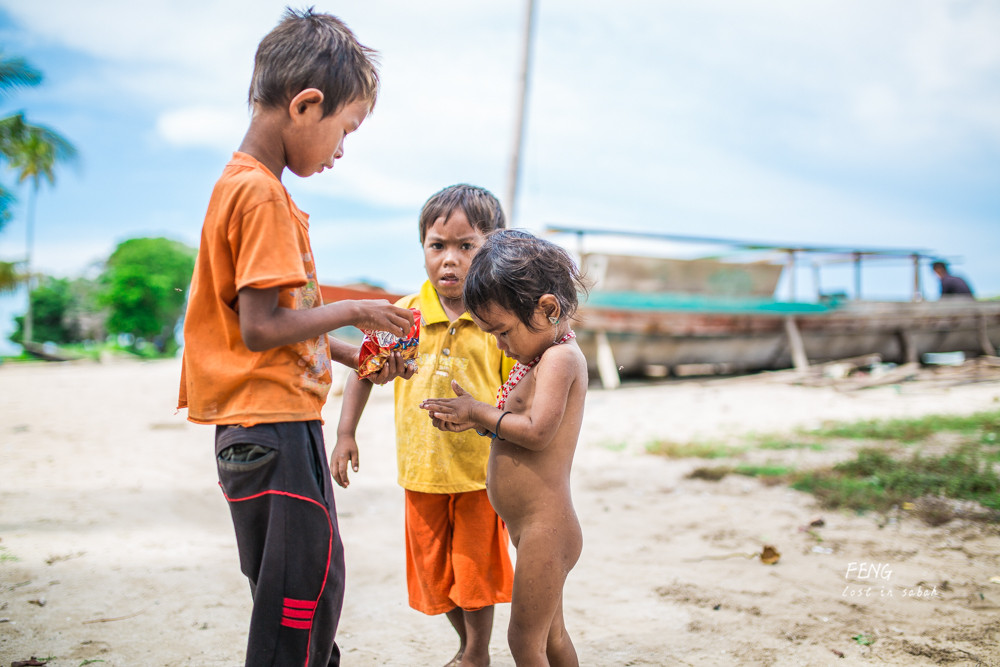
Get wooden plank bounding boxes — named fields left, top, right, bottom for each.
left=783, top=317, right=810, bottom=371
left=896, top=330, right=918, bottom=365
left=979, top=315, right=997, bottom=356
left=595, top=330, right=621, bottom=390
left=979, top=356, right=1000, bottom=368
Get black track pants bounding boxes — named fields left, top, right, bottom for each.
left=216, top=421, right=344, bottom=667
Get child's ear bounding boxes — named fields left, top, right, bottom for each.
left=537, top=294, right=560, bottom=322
left=288, top=88, right=325, bottom=120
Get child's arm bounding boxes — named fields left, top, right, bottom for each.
left=422, top=347, right=579, bottom=451
left=331, top=370, right=373, bottom=488
left=238, top=286, right=414, bottom=367
left=494, top=351, right=577, bottom=450
left=327, top=333, right=363, bottom=369
left=421, top=382, right=500, bottom=435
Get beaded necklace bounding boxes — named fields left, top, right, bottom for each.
left=496, top=330, right=576, bottom=409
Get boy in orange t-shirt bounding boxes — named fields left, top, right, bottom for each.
left=177, top=9, right=413, bottom=667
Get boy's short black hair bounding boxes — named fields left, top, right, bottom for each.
left=418, top=184, right=506, bottom=243
left=249, top=7, right=380, bottom=117
left=464, top=229, right=588, bottom=331
left=931, top=260, right=948, bottom=271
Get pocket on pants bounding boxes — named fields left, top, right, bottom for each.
left=217, top=443, right=277, bottom=473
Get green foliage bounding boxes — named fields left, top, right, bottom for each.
left=756, top=438, right=826, bottom=451
left=792, top=445, right=1000, bottom=513
left=666, top=410, right=1000, bottom=520
left=9, top=275, right=102, bottom=345
left=0, top=53, right=42, bottom=96
left=646, top=439, right=744, bottom=459
left=599, top=440, right=628, bottom=452
left=99, top=237, right=195, bottom=352
left=0, top=53, right=42, bottom=230
left=0, top=258, right=22, bottom=294
left=686, top=464, right=795, bottom=482
left=10, top=276, right=76, bottom=344
left=733, top=464, right=795, bottom=478
left=4, top=115, right=78, bottom=188
left=808, top=411, right=1000, bottom=443
left=1, top=51, right=77, bottom=301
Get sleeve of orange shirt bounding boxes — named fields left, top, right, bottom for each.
left=233, top=197, right=308, bottom=294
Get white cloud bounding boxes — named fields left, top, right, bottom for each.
left=156, top=105, right=247, bottom=150
left=15, top=0, right=997, bottom=185
left=0, top=233, right=113, bottom=279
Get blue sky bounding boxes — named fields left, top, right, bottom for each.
left=0, top=1, right=998, bottom=350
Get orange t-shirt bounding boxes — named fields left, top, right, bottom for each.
left=178, top=152, right=332, bottom=426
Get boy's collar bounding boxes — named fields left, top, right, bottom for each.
left=232, top=152, right=280, bottom=182
left=419, top=280, right=473, bottom=325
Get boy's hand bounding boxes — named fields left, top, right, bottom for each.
left=419, top=381, right=481, bottom=433
left=353, top=300, right=414, bottom=338
left=367, top=351, right=417, bottom=385
left=330, top=436, right=360, bottom=488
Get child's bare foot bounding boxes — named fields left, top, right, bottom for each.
left=444, top=648, right=463, bottom=667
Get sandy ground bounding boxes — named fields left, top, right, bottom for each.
left=1, top=357, right=999, bottom=667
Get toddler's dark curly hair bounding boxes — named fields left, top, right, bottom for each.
left=463, top=229, right=587, bottom=331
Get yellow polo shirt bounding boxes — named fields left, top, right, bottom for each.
left=393, top=281, right=515, bottom=493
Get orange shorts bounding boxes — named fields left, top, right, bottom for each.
left=404, top=489, right=514, bottom=615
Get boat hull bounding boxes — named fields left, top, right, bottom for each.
left=575, top=299, right=1000, bottom=378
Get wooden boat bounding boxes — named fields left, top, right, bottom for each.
left=549, top=226, right=998, bottom=387
left=576, top=293, right=1000, bottom=387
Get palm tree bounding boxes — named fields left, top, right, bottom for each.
left=0, top=53, right=42, bottom=230
left=0, top=54, right=42, bottom=296
left=0, top=52, right=78, bottom=345
left=7, top=122, right=78, bottom=343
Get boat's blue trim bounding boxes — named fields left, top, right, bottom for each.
left=583, top=291, right=836, bottom=314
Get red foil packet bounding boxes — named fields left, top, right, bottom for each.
left=357, top=308, right=421, bottom=379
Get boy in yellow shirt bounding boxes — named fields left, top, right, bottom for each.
left=332, top=184, right=514, bottom=666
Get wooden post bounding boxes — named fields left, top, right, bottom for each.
left=853, top=252, right=862, bottom=300
left=786, top=250, right=796, bottom=301
left=911, top=253, right=922, bottom=302
left=595, top=330, right=621, bottom=390
left=503, top=0, right=537, bottom=225
left=784, top=317, right=809, bottom=371
left=897, top=330, right=918, bottom=365
left=979, top=315, right=997, bottom=356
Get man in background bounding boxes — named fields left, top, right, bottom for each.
left=932, top=260, right=974, bottom=299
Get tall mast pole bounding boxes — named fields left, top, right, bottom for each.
left=504, top=0, right=537, bottom=226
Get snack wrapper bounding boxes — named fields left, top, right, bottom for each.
left=357, top=308, right=421, bottom=379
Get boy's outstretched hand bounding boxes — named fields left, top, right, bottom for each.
left=352, top=300, right=414, bottom=338
left=420, top=380, right=483, bottom=433
left=330, top=435, right=359, bottom=488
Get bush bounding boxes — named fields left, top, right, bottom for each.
left=9, top=276, right=102, bottom=345
left=99, top=237, right=195, bottom=353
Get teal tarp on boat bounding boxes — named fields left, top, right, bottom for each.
left=583, top=291, right=836, bottom=315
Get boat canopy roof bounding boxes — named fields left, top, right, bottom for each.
left=544, top=224, right=933, bottom=262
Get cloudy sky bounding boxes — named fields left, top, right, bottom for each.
left=0, top=0, right=997, bottom=343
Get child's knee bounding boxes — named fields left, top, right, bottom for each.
left=508, top=625, right=544, bottom=661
